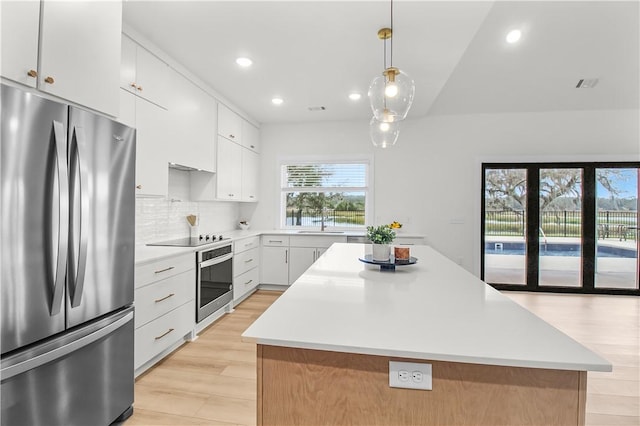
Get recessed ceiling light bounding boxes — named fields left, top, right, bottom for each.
left=506, top=29, right=522, bottom=44
left=271, top=97, right=284, bottom=105
left=236, top=57, right=253, bottom=67
left=348, top=93, right=362, bottom=101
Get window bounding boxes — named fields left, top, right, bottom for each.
left=280, top=159, right=371, bottom=229
left=482, top=162, right=639, bottom=296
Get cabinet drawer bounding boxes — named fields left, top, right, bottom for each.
left=233, top=267, right=259, bottom=301
left=262, top=235, right=289, bottom=247
left=134, top=269, right=195, bottom=328
left=233, top=247, right=259, bottom=277
left=234, top=236, right=260, bottom=254
left=135, top=253, right=194, bottom=289
left=289, top=235, right=347, bottom=248
left=134, top=300, right=194, bottom=369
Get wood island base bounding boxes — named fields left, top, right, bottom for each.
left=257, top=345, right=587, bottom=426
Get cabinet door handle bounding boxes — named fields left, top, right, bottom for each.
left=269, top=240, right=282, bottom=243
left=229, top=134, right=235, bottom=139
left=136, top=184, right=142, bottom=189
left=244, top=258, right=253, bottom=263
left=27, top=69, right=38, bottom=78
left=137, top=86, right=143, bottom=92
left=249, top=195, right=255, bottom=199
left=244, top=279, right=253, bottom=286
left=244, top=242, right=253, bottom=247
left=154, top=266, right=175, bottom=274
left=154, top=293, right=175, bottom=303
left=130, top=82, right=137, bottom=89
left=285, top=249, right=288, bottom=264
left=154, top=328, right=175, bottom=340
left=44, top=76, right=54, bottom=84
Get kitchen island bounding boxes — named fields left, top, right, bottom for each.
left=242, top=243, right=611, bottom=426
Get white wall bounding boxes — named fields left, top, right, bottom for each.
left=136, top=169, right=240, bottom=244
left=244, top=109, right=640, bottom=275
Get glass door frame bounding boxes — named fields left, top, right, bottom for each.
left=481, top=161, right=639, bottom=296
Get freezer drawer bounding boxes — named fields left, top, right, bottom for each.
left=0, top=308, right=134, bottom=426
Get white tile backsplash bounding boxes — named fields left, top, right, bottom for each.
left=136, top=169, right=241, bottom=244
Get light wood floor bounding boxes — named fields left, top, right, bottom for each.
left=126, top=290, right=639, bottom=426
left=126, top=291, right=282, bottom=425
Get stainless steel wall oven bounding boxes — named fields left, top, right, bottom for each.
left=197, top=243, right=233, bottom=322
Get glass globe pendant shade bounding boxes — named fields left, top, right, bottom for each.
left=368, top=67, right=415, bottom=122
left=369, top=116, right=400, bottom=148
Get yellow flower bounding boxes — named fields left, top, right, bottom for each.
left=390, top=221, right=402, bottom=229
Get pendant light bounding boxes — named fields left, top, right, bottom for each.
left=369, top=116, right=400, bottom=148
left=368, top=0, right=415, bottom=124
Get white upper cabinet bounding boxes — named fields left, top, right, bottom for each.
left=217, top=104, right=242, bottom=143
left=118, top=89, right=169, bottom=197
left=242, top=120, right=260, bottom=153
left=241, top=149, right=259, bottom=202
left=1, top=1, right=40, bottom=88
left=166, top=70, right=216, bottom=172
left=39, top=1, right=122, bottom=116
left=1, top=0, right=122, bottom=116
left=216, top=138, right=243, bottom=200
left=120, top=35, right=169, bottom=108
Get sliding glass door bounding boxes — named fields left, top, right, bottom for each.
left=539, top=168, right=583, bottom=287
left=482, top=162, right=639, bottom=295
left=483, top=168, right=527, bottom=285
left=595, top=168, right=639, bottom=290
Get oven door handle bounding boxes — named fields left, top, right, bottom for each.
left=200, top=253, right=233, bottom=268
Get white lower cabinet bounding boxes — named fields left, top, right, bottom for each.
left=288, top=247, right=317, bottom=284
left=288, top=236, right=346, bottom=284
left=260, top=236, right=290, bottom=286
left=134, top=253, right=195, bottom=374
left=234, top=267, right=259, bottom=302
left=134, top=300, right=194, bottom=371
left=233, top=237, right=260, bottom=302
left=260, top=235, right=346, bottom=286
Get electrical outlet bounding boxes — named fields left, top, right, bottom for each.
left=398, top=370, right=410, bottom=381
left=389, top=361, right=432, bottom=390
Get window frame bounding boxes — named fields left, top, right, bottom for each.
left=278, top=156, right=374, bottom=231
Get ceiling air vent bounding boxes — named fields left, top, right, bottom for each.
left=576, top=78, right=599, bottom=89
left=308, top=106, right=326, bottom=112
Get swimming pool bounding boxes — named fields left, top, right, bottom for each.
left=485, top=242, right=637, bottom=258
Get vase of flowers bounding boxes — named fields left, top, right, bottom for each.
left=367, top=225, right=396, bottom=261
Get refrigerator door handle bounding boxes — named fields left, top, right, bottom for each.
left=0, top=311, right=133, bottom=381
left=69, top=126, right=89, bottom=307
left=50, top=120, right=68, bottom=315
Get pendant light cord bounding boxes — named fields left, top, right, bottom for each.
left=390, top=0, right=393, bottom=68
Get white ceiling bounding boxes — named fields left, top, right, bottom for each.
left=123, top=1, right=639, bottom=124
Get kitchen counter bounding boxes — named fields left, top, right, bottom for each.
left=243, top=243, right=609, bottom=372
left=243, top=243, right=610, bottom=425
left=135, top=229, right=263, bottom=265
left=136, top=229, right=426, bottom=265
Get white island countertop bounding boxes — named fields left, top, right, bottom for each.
left=242, top=243, right=612, bottom=372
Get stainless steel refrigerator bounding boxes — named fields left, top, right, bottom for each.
left=1, top=84, right=136, bottom=425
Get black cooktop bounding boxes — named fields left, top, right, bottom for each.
left=147, top=237, right=208, bottom=247
left=147, top=237, right=230, bottom=248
